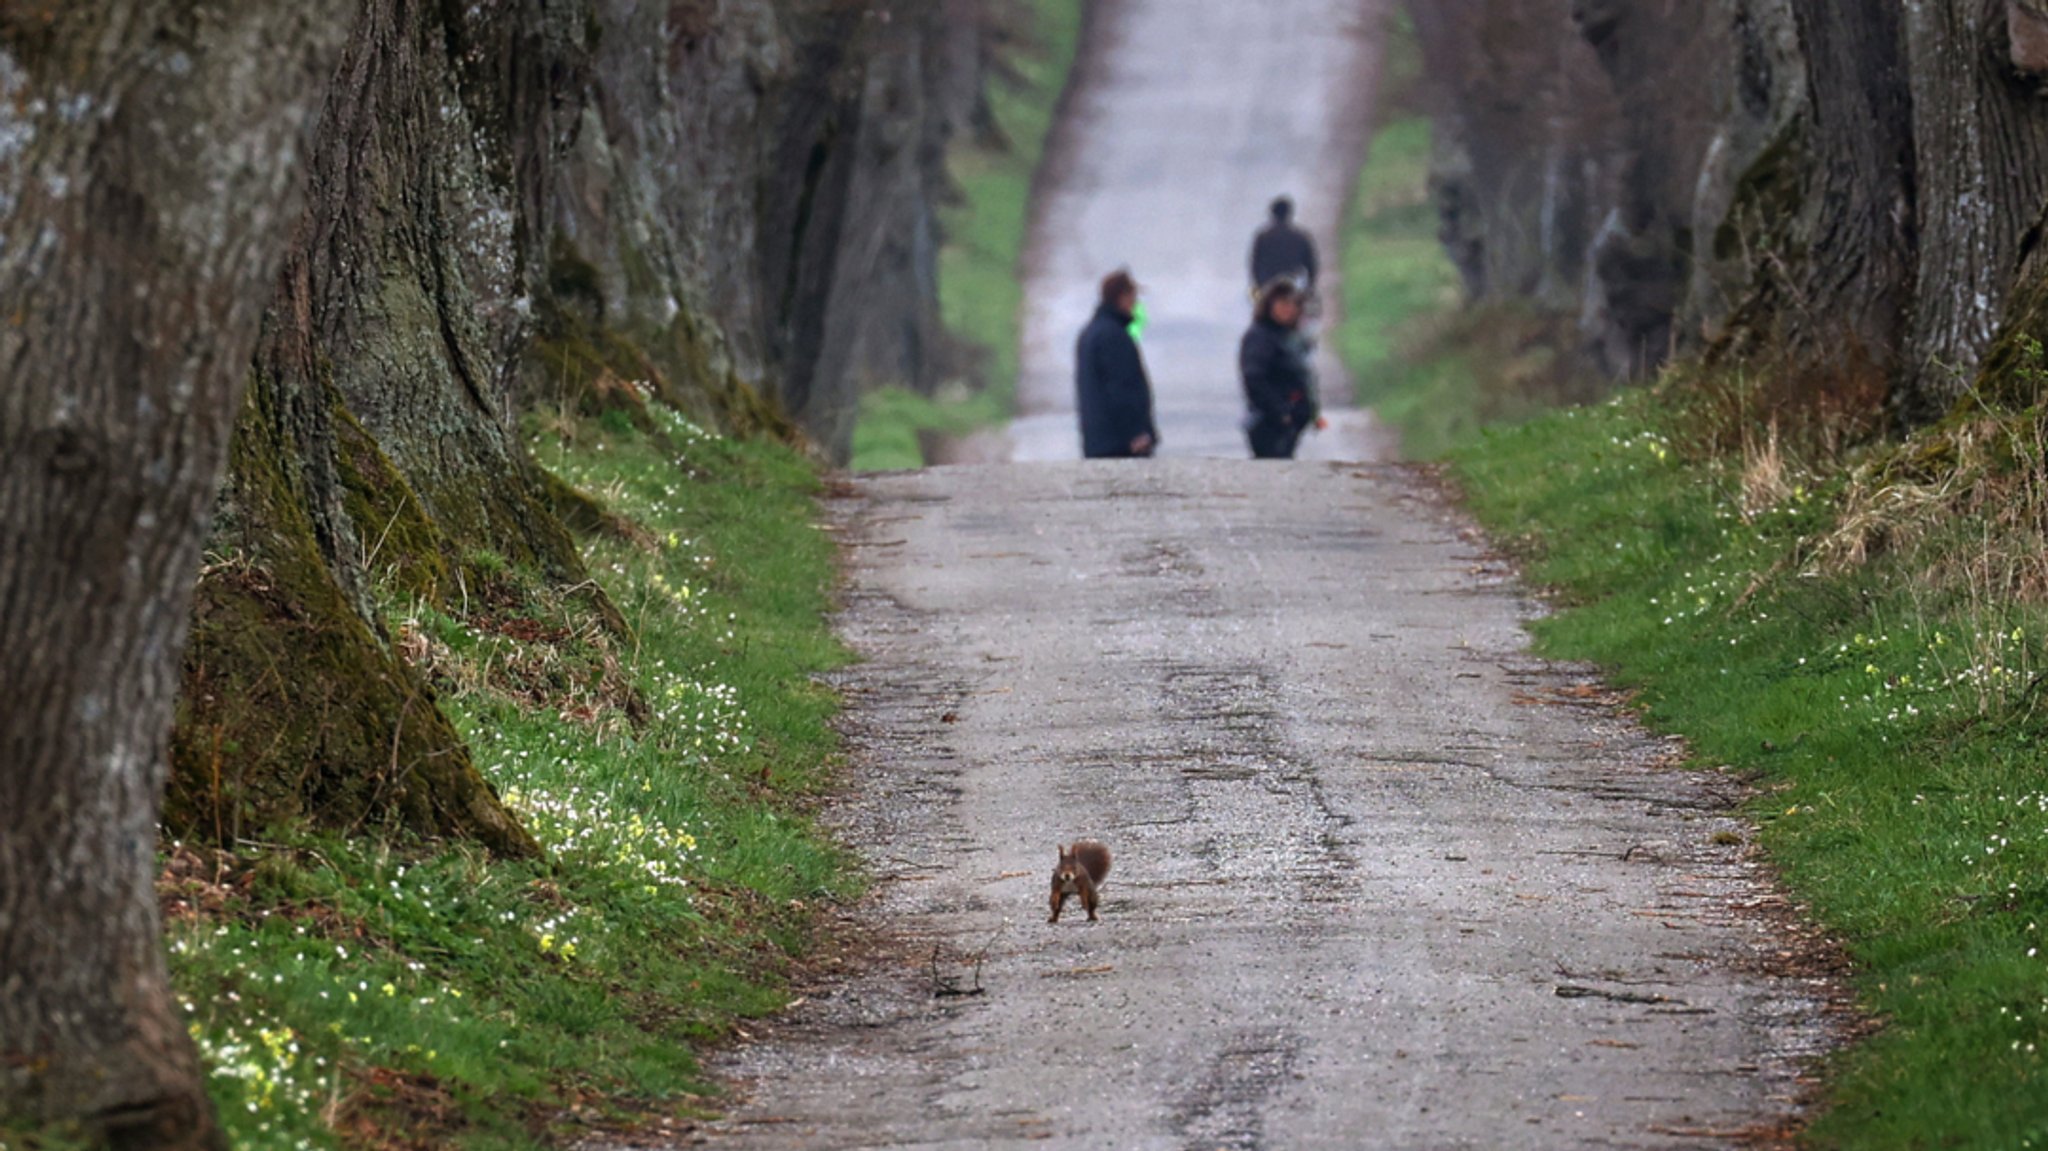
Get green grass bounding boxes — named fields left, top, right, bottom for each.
left=1335, top=14, right=1605, bottom=459
left=851, top=0, right=1084, bottom=471
left=1335, top=15, right=1464, bottom=458
left=1451, top=395, right=2048, bottom=1147
left=164, top=409, right=853, bottom=1148
left=1340, top=17, right=2048, bottom=1140
left=849, top=384, right=1008, bottom=473
left=1336, top=116, right=1463, bottom=416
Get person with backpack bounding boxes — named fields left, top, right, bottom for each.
left=1240, top=278, right=1321, bottom=459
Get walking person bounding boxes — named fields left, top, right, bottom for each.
left=1076, top=270, right=1160, bottom=459
left=1240, top=279, right=1322, bottom=460
left=1250, top=195, right=1319, bottom=295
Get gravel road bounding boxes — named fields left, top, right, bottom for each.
left=1008, top=0, right=1390, bottom=463
left=691, top=3, right=1836, bottom=1146
left=700, top=463, right=1833, bottom=1149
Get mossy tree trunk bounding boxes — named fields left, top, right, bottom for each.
left=168, top=0, right=986, bottom=850
left=169, top=0, right=593, bottom=856
left=0, top=3, right=348, bottom=1142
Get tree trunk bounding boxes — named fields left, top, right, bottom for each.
left=545, top=0, right=959, bottom=464
left=1693, top=0, right=1916, bottom=397
left=1677, top=0, right=1796, bottom=347
left=1901, top=0, right=2048, bottom=421
left=817, top=2, right=952, bottom=417
left=299, top=0, right=590, bottom=574
left=1404, top=0, right=1622, bottom=310
left=1784, top=0, right=1915, bottom=376
left=1571, top=0, right=1728, bottom=375
left=167, top=0, right=589, bottom=855
left=0, top=4, right=347, bottom=1143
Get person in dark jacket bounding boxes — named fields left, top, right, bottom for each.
left=1075, top=270, right=1160, bottom=458
left=1250, top=196, right=1319, bottom=293
left=1240, top=279, right=1321, bottom=460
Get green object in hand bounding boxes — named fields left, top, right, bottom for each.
left=1128, top=299, right=1148, bottom=341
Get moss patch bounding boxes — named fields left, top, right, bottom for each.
left=169, top=384, right=537, bottom=858
left=167, top=405, right=853, bottom=1150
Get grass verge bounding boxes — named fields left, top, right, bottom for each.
left=1451, top=387, right=2048, bottom=1146
left=1343, top=20, right=2048, bottom=1144
left=851, top=0, right=1085, bottom=470
left=1334, top=15, right=1607, bottom=459
left=161, top=403, right=853, bottom=1149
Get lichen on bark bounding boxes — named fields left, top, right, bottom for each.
left=0, top=2, right=351, bottom=1140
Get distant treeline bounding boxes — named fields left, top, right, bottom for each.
left=1405, top=1, right=2048, bottom=424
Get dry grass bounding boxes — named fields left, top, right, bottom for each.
left=1660, top=346, right=1890, bottom=469
left=1738, top=421, right=1795, bottom=522
left=1817, top=412, right=2048, bottom=597
left=395, top=578, right=647, bottom=744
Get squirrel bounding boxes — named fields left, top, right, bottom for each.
left=1048, top=840, right=1112, bottom=923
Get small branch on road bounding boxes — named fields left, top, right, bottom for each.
left=1554, top=963, right=1678, bottom=987
left=875, top=855, right=943, bottom=883
left=1040, top=964, right=1115, bottom=978
left=930, top=923, right=1008, bottom=998
left=930, top=945, right=984, bottom=998
left=1554, top=984, right=1683, bottom=1006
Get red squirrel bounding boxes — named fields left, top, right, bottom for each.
left=1048, top=840, right=1111, bottom=923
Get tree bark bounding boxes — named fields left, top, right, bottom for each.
left=166, top=0, right=586, bottom=855
left=298, top=0, right=589, bottom=572
left=1783, top=0, right=1915, bottom=375
left=1571, top=0, right=1727, bottom=375
left=1693, top=0, right=1916, bottom=396
left=1901, top=0, right=2048, bottom=420
left=0, top=4, right=347, bottom=1143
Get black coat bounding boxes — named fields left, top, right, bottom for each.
left=1075, top=304, right=1158, bottom=458
left=1240, top=317, right=1318, bottom=432
left=1250, top=222, right=1319, bottom=289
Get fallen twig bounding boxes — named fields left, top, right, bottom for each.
left=1555, top=984, right=1680, bottom=1006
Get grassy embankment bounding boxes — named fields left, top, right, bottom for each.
left=1337, top=19, right=1607, bottom=459
left=851, top=0, right=1085, bottom=470
left=1340, top=21, right=2048, bottom=1149
left=153, top=407, right=852, bottom=1149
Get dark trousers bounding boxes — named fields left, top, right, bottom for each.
left=1084, top=441, right=1155, bottom=459
left=1248, top=421, right=1302, bottom=460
